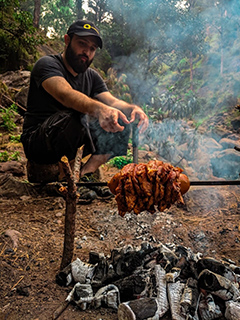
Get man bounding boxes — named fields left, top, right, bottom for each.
left=21, top=20, right=149, bottom=199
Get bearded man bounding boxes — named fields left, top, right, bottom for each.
left=21, top=20, right=149, bottom=200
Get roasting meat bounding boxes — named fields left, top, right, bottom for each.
left=108, top=160, right=187, bottom=217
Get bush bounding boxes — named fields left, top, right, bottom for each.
left=0, top=150, right=21, bottom=162
left=0, top=104, right=18, bottom=132
left=108, top=151, right=133, bottom=169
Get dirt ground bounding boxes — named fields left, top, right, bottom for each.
left=0, top=146, right=240, bottom=320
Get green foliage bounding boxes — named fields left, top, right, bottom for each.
left=10, top=151, right=21, bottom=161
left=177, top=58, right=188, bottom=71
left=106, top=68, right=133, bottom=102
left=142, top=103, right=166, bottom=121
left=193, top=114, right=213, bottom=129
left=0, top=150, right=21, bottom=162
left=0, top=0, right=43, bottom=72
left=0, top=151, right=9, bottom=162
left=0, top=104, right=18, bottom=132
left=9, top=134, right=21, bottom=142
left=107, top=150, right=133, bottom=169
left=40, top=0, right=76, bottom=38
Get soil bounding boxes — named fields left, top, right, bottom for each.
left=0, top=133, right=240, bottom=320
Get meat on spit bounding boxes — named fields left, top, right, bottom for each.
left=108, top=160, right=190, bottom=217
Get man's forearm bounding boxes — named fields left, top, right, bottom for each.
left=62, top=88, right=108, bottom=118
left=110, top=99, right=137, bottom=117
left=42, top=76, right=107, bottom=118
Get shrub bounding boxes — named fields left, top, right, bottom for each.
left=0, top=104, right=18, bottom=132
left=108, top=150, right=133, bottom=169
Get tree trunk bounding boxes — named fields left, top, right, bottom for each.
left=33, top=0, right=41, bottom=28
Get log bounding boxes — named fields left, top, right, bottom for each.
left=154, top=265, right=169, bottom=317
left=118, top=297, right=158, bottom=320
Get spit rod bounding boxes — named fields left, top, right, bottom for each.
left=75, top=180, right=240, bottom=187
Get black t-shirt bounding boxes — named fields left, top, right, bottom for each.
left=23, top=53, right=108, bottom=130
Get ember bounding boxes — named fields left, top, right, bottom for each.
left=56, top=242, right=240, bottom=319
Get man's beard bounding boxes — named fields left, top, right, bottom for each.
left=65, top=43, right=93, bottom=74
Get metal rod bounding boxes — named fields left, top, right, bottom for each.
left=75, top=180, right=240, bottom=187
left=76, top=181, right=108, bottom=186
left=190, top=180, right=240, bottom=186
left=132, top=122, right=139, bottom=164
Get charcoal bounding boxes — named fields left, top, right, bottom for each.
left=198, top=293, right=223, bottom=320
left=197, top=257, right=236, bottom=282
left=66, top=283, right=93, bottom=310
left=180, top=278, right=199, bottom=317
left=167, top=281, right=186, bottom=320
left=92, top=284, right=120, bottom=309
left=57, top=241, right=240, bottom=319
left=118, top=298, right=159, bottom=320
left=225, top=300, right=240, bottom=319
left=198, top=269, right=240, bottom=301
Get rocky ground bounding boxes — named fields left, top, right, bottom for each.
left=0, top=136, right=240, bottom=319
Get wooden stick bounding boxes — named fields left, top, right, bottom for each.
left=52, top=301, right=70, bottom=320
left=59, top=156, right=78, bottom=270
left=59, top=147, right=84, bottom=270
left=1, top=93, right=27, bottom=112
left=73, top=145, right=84, bottom=184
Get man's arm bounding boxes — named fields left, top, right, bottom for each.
left=96, top=91, right=149, bottom=133
left=42, top=76, right=130, bottom=133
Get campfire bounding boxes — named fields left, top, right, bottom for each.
left=55, top=241, right=240, bottom=320
left=49, top=154, right=240, bottom=320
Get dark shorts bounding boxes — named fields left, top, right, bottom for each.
left=21, top=110, right=131, bottom=164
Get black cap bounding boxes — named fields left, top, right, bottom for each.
left=67, top=20, right=103, bottom=49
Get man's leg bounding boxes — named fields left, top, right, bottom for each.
left=80, top=154, right=111, bottom=177
left=79, top=120, right=131, bottom=197
left=21, top=111, right=93, bottom=165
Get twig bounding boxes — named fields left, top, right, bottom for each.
left=1, top=93, right=27, bottom=112
left=4, top=275, right=25, bottom=297
left=9, top=275, right=25, bottom=291
left=0, top=243, right=7, bottom=257
left=52, top=301, right=70, bottom=320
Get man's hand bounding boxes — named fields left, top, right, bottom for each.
left=98, top=106, right=130, bottom=132
left=96, top=92, right=149, bottom=134
left=128, top=105, right=149, bottom=133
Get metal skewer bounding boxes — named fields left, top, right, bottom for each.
left=190, top=180, right=240, bottom=186
left=75, top=180, right=240, bottom=187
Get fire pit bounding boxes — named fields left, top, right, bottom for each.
left=55, top=241, right=240, bottom=320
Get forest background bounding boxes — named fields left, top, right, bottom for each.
left=1, top=0, right=240, bottom=154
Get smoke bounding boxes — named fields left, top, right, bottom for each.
left=103, top=0, right=240, bottom=180
left=140, top=118, right=240, bottom=180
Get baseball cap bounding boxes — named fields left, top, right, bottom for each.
left=67, top=20, right=103, bottom=49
